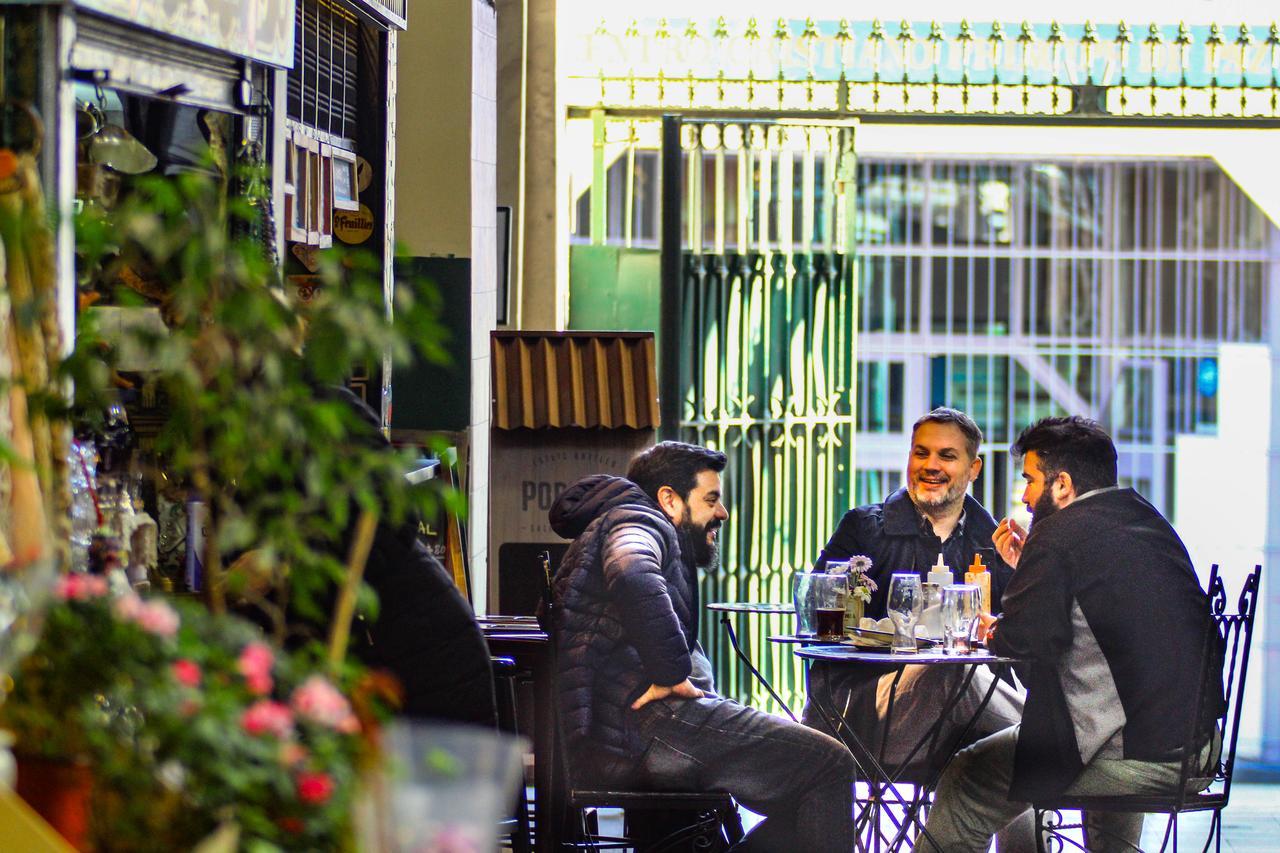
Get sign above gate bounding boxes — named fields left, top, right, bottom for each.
left=566, top=17, right=1280, bottom=119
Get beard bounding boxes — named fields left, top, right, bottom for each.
left=1030, top=487, right=1059, bottom=525
left=679, top=510, right=722, bottom=569
left=910, top=476, right=969, bottom=514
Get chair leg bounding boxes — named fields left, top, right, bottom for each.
left=510, top=775, right=532, bottom=853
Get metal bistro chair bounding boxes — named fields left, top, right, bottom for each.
left=1034, top=563, right=1261, bottom=853
left=493, top=654, right=534, bottom=853
left=536, top=551, right=745, bottom=852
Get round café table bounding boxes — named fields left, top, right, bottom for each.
left=795, top=644, right=1021, bottom=853
left=706, top=602, right=797, bottom=720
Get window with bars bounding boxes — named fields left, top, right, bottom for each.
left=287, top=0, right=359, bottom=146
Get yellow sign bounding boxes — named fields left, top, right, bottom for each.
left=334, top=203, right=374, bottom=245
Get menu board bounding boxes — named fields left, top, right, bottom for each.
left=76, top=0, right=296, bottom=69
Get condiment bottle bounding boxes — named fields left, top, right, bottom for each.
left=966, top=553, right=991, bottom=614
left=927, top=553, right=951, bottom=587
left=922, top=554, right=951, bottom=639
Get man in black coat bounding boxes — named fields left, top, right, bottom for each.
left=318, top=385, right=496, bottom=727
left=549, top=441, right=855, bottom=852
left=921, top=416, right=1222, bottom=853
left=804, top=409, right=1025, bottom=792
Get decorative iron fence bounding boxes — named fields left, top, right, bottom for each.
left=661, top=120, right=858, bottom=712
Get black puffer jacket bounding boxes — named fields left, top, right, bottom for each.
left=548, top=475, right=707, bottom=758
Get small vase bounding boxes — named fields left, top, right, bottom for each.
left=15, top=754, right=93, bottom=851
left=843, top=594, right=865, bottom=634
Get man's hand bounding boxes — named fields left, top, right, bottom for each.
left=993, top=517, right=1027, bottom=569
left=630, top=678, right=704, bottom=710
left=976, top=611, right=998, bottom=644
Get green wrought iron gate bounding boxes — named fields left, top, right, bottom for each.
left=658, top=118, right=861, bottom=712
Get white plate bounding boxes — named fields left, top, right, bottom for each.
left=843, top=626, right=941, bottom=649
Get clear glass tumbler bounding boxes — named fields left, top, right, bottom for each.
left=941, top=584, right=982, bottom=655
left=793, top=572, right=848, bottom=639
left=886, top=573, right=923, bottom=653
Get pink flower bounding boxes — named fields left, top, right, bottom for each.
left=114, top=595, right=179, bottom=637
left=290, top=675, right=360, bottom=734
left=241, top=700, right=294, bottom=738
left=296, top=770, right=335, bottom=805
left=237, top=642, right=275, bottom=696
left=135, top=599, right=180, bottom=637
left=171, top=659, right=202, bottom=687
left=56, top=573, right=109, bottom=601
left=113, top=593, right=143, bottom=620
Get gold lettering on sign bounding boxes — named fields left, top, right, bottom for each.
left=334, top=203, right=375, bottom=245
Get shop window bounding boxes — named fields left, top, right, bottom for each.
left=287, top=0, right=359, bottom=144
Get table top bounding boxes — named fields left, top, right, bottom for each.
left=795, top=644, right=1016, bottom=666
left=706, top=601, right=794, bottom=614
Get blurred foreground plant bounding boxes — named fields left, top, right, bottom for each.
left=1, top=575, right=382, bottom=849
left=75, top=166, right=459, bottom=638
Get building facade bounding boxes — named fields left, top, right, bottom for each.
left=497, top=11, right=1280, bottom=767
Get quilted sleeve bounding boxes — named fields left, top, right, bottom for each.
left=601, top=523, right=693, bottom=687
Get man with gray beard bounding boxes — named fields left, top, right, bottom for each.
left=805, top=408, right=1033, bottom=850
left=549, top=441, right=856, bottom=851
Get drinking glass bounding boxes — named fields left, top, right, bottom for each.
left=792, top=573, right=848, bottom=639
left=941, top=584, right=982, bottom=655
left=886, top=574, right=923, bottom=653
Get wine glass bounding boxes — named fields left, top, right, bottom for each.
left=941, top=584, right=982, bottom=655
left=886, top=573, right=923, bottom=653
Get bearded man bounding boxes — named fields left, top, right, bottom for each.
left=921, top=416, right=1222, bottom=853
left=549, top=441, right=856, bottom=852
left=804, top=408, right=1033, bottom=849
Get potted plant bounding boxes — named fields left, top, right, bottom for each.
left=3, top=573, right=380, bottom=849
left=1, top=147, right=462, bottom=848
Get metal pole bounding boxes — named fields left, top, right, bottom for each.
left=659, top=114, right=683, bottom=441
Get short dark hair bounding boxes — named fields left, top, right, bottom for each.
left=627, top=441, right=727, bottom=504
left=912, top=407, right=983, bottom=460
left=1011, top=416, right=1118, bottom=494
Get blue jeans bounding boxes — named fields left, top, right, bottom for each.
left=592, top=695, right=857, bottom=852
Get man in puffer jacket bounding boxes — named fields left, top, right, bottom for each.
left=549, top=441, right=855, bottom=852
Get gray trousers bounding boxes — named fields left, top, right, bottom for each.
left=918, top=725, right=1216, bottom=853
left=592, top=694, right=858, bottom=852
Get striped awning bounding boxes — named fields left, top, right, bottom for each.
left=491, top=331, right=660, bottom=429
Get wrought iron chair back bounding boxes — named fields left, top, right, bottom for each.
left=1034, top=563, right=1261, bottom=853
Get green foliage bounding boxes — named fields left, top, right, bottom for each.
left=1, top=577, right=379, bottom=849
left=74, top=166, right=457, bottom=628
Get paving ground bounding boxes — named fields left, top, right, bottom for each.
left=587, top=783, right=1279, bottom=850
left=1142, top=783, right=1280, bottom=852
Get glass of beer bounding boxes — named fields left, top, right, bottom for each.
left=793, top=572, right=848, bottom=640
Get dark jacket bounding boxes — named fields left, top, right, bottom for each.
left=990, top=487, right=1222, bottom=801
left=548, top=475, right=708, bottom=758
left=318, top=386, right=496, bottom=728
left=815, top=487, right=1014, bottom=618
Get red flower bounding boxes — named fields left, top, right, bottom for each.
left=296, top=770, right=335, bottom=805
left=240, top=700, right=294, bottom=738
left=277, top=816, right=305, bottom=835
left=171, top=659, right=202, bottom=687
